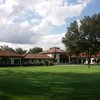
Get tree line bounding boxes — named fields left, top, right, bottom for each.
left=0, top=45, right=43, bottom=54
left=62, top=13, right=100, bottom=68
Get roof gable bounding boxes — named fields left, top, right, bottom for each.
left=24, top=53, right=53, bottom=59
left=41, top=47, right=66, bottom=54
left=0, top=49, right=22, bottom=58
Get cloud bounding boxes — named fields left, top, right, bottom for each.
left=32, top=18, right=50, bottom=33
left=35, top=32, right=66, bottom=49
left=0, top=0, right=18, bottom=14
left=34, top=0, right=91, bottom=25
left=0, top=22, right=34, bottom=44
left=31, top=18, right=40, bottom=24
left=0, top=0, right=91, bottom=50
left=0, top=18, right=50, bottom=44
left=20, top=20, right=30, bottom=27
left=0, top=18, right=65, bottom=49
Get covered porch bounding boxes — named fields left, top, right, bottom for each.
left=0, top=57, right=21, bottom=67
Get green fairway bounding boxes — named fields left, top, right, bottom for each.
left=0, top=65, right=100, bottom=100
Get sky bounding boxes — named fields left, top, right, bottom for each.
left=0, top=0, right=100, bottom=50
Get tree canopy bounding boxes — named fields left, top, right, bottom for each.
left=0, top=45, right=43, bottom=54
left=0, top=45, right=15, bottom=52
left=15, top=48, right=27, bottom=54
left=28, top=47, right=43, bottom=54
left=62, top=13, right=100, bottom=67
left=62, top=21, right=81, bottom=55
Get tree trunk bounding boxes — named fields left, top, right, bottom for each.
left=88, top=57, right=90, bottom=68
left=87, top=49, right=91, bottom=68
left=88, top=54, right=92, bottom=68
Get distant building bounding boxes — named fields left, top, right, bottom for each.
left=71, top=53, right=100, bottom=64
left=22, top=53, right=53, bottom=66
left=41, top=47, right=69, bottom=64
left=0, top=49, right=22, bottom=66
left=0, top=47, right=100, bottom=66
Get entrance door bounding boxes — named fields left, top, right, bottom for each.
left=60, top=55, right=68, bottom=64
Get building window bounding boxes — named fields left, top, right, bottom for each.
left=54, top=54, right=56, bottom=58
left=24, top=59, right=28, bottom=62
left=54, top=59, right=57, bottom=62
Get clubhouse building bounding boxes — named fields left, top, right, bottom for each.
left=0, top=49, right=22, bottom=66
left=0, top=47, right=100, bottom=66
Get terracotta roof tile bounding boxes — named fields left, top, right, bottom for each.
left=24, top=53, right=53, bottom=59
left=71, top=53, right=100, bottom=58
left=96, top=53, right=100, bottom=57
left=0, top=49, right=22, bottom=58
left=41, top=47, right=66, bottom=54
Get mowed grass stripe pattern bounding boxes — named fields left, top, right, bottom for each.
left=0, top=65, right=100, bottom=100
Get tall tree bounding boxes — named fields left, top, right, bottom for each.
left=28, top=47, right=43, bottom=54
left=62, top=21, right=81, bottom=56
left=62, top=13, right=100, bottom=68
left=15, top=48, right=27, bottom=54
left=79, top=14, right=100, bottom=67
left=0, top=45, right=15, bottom=52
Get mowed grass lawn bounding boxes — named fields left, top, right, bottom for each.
left=0, top=65, right=100, bottom=100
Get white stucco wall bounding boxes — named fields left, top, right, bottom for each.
left=84, top=58, right=97, bottom=64
left=10, top=58, right=14, bottom=64
left=10, top=58, right=21, bottom=65
left=47, top=53, right=60, bottom=64
left=51, top=54, right=60, bottom=64
left=47, top=54, right=53, bottom=57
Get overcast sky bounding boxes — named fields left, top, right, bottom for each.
left=0, top=0, right=100, bottom=50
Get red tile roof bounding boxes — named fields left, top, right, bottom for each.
left=41, top=47, right=66, bottom=54
left=71, top=53, right=100, bottom=58
left=96, top=53, right=100, bottom=57
left=24, top=53, right=53, bottom=59
left=0, top=49, right=22, bottom=58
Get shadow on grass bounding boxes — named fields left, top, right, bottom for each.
left=0, top=69, right=100, bottom=100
